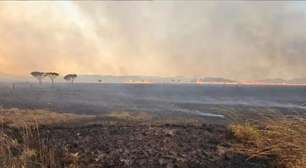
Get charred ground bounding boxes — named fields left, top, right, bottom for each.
left=0, top=83, right=306, bottom=168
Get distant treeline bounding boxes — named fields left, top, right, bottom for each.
left=30, top=71, right=77, bottom=85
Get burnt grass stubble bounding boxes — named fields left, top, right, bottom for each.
left=2, top=119, right=271, bottom=168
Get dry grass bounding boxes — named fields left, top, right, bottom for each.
left=230, top=122, right=261, bottom=142
left=0, top=107, right=95, bottom=127
left=0, top=124, right=58, bottom=168
left=0, top=107, right=93, bottom=168
left=107, top=111, right=153, bottom=121
left=230, top=117, right=306, bottom=168
left=106, top=112, right=208, bottom=126
left=0, top=125, right=81, bottom=168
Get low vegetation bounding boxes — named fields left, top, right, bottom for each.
left=230, top=117, right=306, bottom=168
left=0, top=125, right=59, bottom=167
left=0, top=108, right=93, bottom=168
left=230, top=122, right=261, bottom=142
left=0, top=107, right=94, bottom=127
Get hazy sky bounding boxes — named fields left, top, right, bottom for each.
left=0, top=1, right=306, bottom=80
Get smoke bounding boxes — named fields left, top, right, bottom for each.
left=0, top=1, right=306, bottom=80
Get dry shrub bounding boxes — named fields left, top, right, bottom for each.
left=230, top=117, right=306, bottom=168
left=230, top=122, right=260, bottom=143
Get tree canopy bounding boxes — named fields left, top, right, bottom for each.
left=64, top=74, right=78, bottom=84
left=30, top=71, right=45, bottom=84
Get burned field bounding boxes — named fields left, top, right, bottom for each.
left=39, top=122, right=232, bottom=168
left=0, top=83, right=306, bottom=168
left=0, top=108, right=267, bottom=168
left=0, top=83, right=305, bottom=120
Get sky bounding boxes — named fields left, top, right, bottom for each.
left=0, top=1, right=306, bottom=80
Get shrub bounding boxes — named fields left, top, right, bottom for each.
left=230, top=122, right=260, bottom=143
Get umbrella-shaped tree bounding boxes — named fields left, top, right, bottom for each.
left=30, top=71, right=45, bottom=84
left=64, top=74, right=78, bottom=84
left=45, top=72, right=59, bottom=86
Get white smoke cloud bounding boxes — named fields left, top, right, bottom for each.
left=0, top=1, right=306, bottom=80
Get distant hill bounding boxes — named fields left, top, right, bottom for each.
left=196, top=77, right=236, bottom=83
left=256, top=78, right=288, bottom=84
left=251, top=78, right=306, bottom=85
left=288, top=78, right=306, bottom=84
